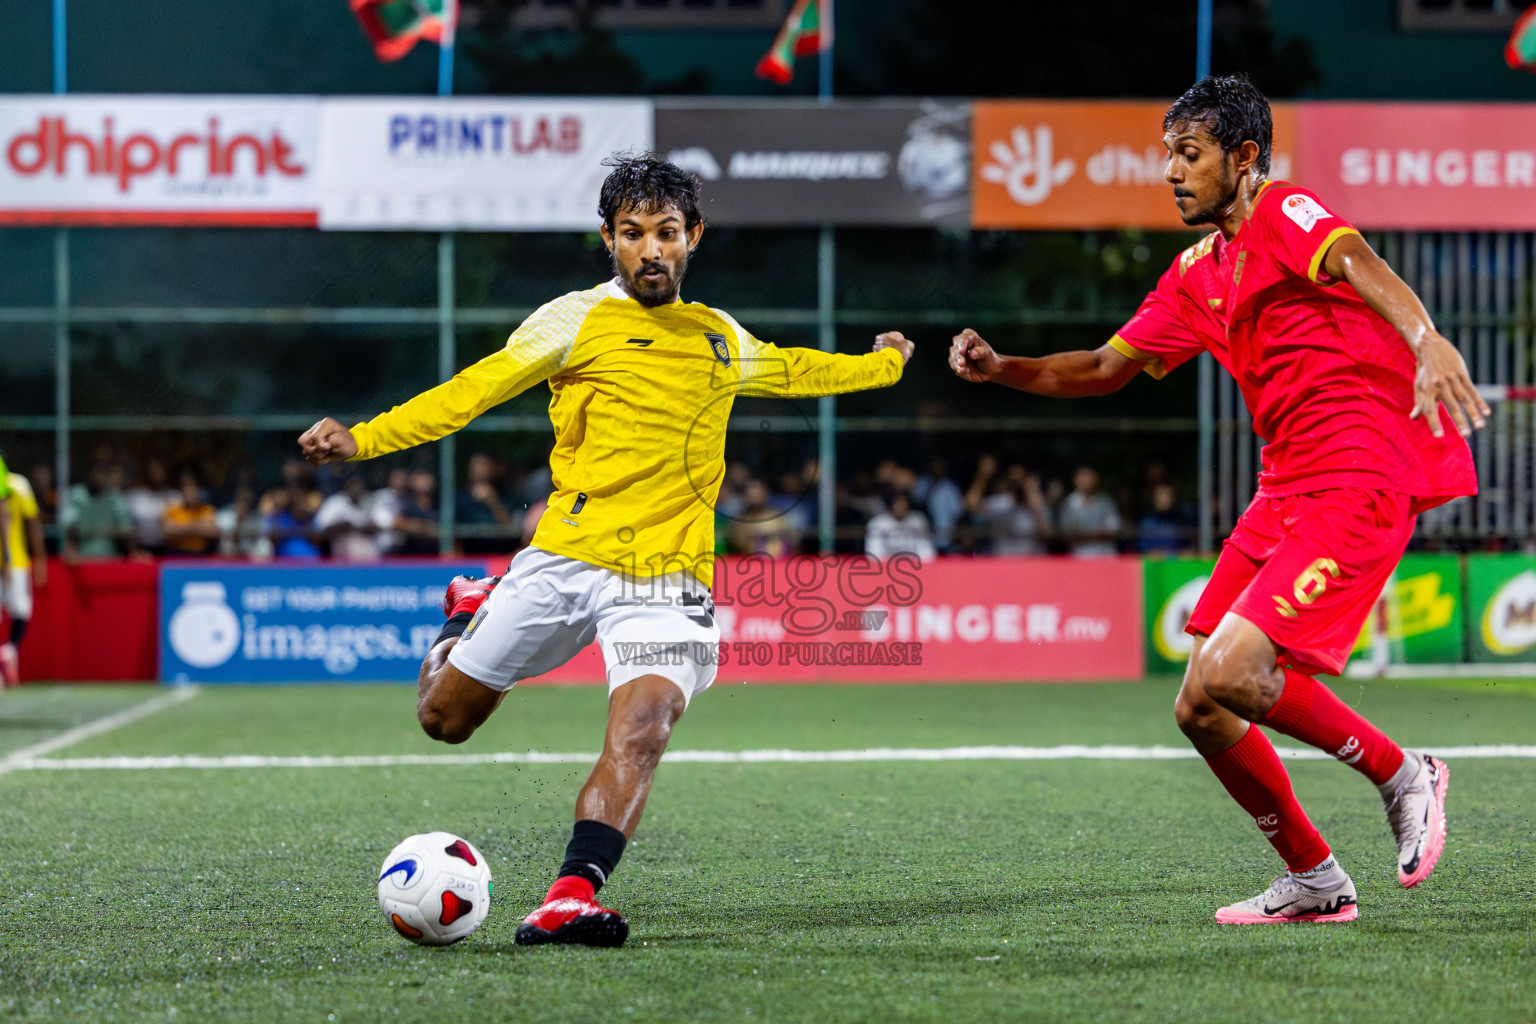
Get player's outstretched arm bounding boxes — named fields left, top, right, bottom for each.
left=738, top=331, right=912, bottom=398
left=1322, top=234, right=1490, bottom=438
left=949, top=328, right=1142, bottom=397
left=298, top=417, right=359, bottom=465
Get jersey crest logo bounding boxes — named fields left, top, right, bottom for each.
left=705, top=332, right=731, bottom=367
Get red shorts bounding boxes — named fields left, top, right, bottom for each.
left=1185, top=489, right=1415, bottom=676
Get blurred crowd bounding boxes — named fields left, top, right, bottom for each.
left=9, top=446, right=1197, bottom=563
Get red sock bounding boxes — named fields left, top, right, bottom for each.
left=543, top=875, right=594, bottom=904
left=1262, top=669, right=1404, bottom=786
left=1205, top=725, right=1332, bottom=873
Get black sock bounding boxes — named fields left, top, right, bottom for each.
left=7, top=619, right=26, bottom=646
left=557, top=819, right=627, bottom=892
left=432, top=611, right=472, bottom=648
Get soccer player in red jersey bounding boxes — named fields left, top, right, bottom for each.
left=949, top=75, right=1488, bottom=924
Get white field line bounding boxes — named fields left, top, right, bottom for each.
left=0, top=686, right=199, bottom=777
left=5, top=741, right=1536, bottom=772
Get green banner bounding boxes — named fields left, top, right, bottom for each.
left=1345, top=553, right=1464, bottom=667
left=1467, top=553, right=1536, bottom=663
left=1143, top=557, right=1216, bottom=674
left=1144, top=553, right=1464, bottom=675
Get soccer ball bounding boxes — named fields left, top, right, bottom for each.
left=377, top=831, right=492, bottom=945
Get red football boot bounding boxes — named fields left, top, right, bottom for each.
left=441, top=574, right=501, bottom=618
left=514, top=878, right=629, bottom=948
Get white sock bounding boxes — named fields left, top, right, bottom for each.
left=1292, top=854, right=1348, bottom=890
left=1377, top=749, right=1420, bottom=799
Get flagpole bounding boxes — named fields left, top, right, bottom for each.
left=437, top=0, right=457, bottom=97
left=816, top=0, right=836, bottom=552
left=52, top=0, right=72, bottom=516
left=436, top=0, right=458, bottom=554
left=1195, top=0, right=1215, bottom=554
left=818, top=0, right=833, bottom=104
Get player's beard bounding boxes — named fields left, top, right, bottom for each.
left=1175, top=173, right=1240, bottom=227
left=617, top=250, right=689, bottom=308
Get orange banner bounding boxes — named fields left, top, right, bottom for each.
left=972, top=101, right=1297, bottom=230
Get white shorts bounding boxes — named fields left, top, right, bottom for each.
left=447, top=546, right=720, bottom=706
left=4, top=567, right=32, bottom=621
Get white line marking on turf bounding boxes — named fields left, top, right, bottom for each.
left=5, top=741, right=1535, bottom=772
left=0, top=687, right=199, bottom=777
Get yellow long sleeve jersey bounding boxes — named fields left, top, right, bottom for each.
left=348, top=280, right=904, bottom=587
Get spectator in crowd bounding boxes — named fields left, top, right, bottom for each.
left=315, top=472, right=383, bottom=561
left=1058, top=465, right=1122, bottom=557
left=395, top=469, right=441, bottom=556
left=1137, top=482, right=1197, bottom=555
left=26, top=463, right=58, bottom=541
left=729, top=479, right=799, bottom=557
left=370, top=467, right=411, bottom=555
left=967, top=455, right=1052, bottom=555
left=456, top=452, right=518, bottom=554
left=62, top=463, right=135, bottom=558
left=125, top=456, right=177, bottom=555
left=864, top=492, right=937, bottom=561
left=162, top=471, right=220, bottom=555
left=218, top=482, right=271, bottom=559
left=911, top=458, right=965, bottom=553
left=262, top=459, right=323, bottom=558
left=771, top=470, right=814, bottom=550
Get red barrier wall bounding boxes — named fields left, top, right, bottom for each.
left=524, top=555, right=1145, bottom=685
left=17, top=559, right=159, bottom=682
left=14, top=555, right=1144, bottom=684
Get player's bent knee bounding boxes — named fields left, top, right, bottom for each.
left=1192, top=637, right=1261, bottom=710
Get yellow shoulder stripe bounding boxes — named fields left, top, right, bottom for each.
left=1307, top=226, right=1361, bottom=284
left=1108, top=334, right=1168, bottom=380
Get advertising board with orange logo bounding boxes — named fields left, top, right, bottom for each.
left=972, top=101, right=1297, bottom=230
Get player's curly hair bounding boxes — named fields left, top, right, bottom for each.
left=597, top=151, right=705, bottom=231
left=1163, top=74, right=1272, bottom=177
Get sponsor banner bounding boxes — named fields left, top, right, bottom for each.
left=160, top=563, right=483, bottom=683
left=526, top=554, right=1143, bottom=685
left=1297, top=103, right=1536, bottom=230
left=1467, top=554, right=1536, bottom=663
left=1142, top=557, right=1215, bottom=674
left=1346, top=554, right=1465, bottom=665
left=1144, top=553, right=1465, bottom=674
left=0, top=96, right=320, bottom=227
left=656, top=101, right=972, bottom=227
left=971, top=100, right=1297, bottom=230
left=317, top=98, right=652, bottom=230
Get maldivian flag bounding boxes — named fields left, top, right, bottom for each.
left=1507, top=6, right=1536, bottom=72
left=350, top=0, right=456, bottom=63
left=755, top=0, right=830, bottom=86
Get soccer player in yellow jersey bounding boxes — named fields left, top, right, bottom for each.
left=299, top=154, right=913, bottom=947
left=1, top=458, right=45, bottom=688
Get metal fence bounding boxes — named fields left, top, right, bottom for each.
left=4, top=227, right=1534, bottom=553
left=1202, top=231, right=1536, bottom=549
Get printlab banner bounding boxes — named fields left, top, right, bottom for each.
left=161, top=563, right=483, bottom=683
left=317, top=98, right=653, bottom=230
left=526, top=554, right=1144, bottom=685
left=655, top=101, right=971, bottom=227
left=0, top=95, right=320, bottom=226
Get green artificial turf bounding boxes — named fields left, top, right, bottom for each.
left=0, top=680, right=1532, bottom=1024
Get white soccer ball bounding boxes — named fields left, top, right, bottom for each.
left=377, top=831, right=492, bottom=945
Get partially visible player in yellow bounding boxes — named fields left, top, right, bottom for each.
left=298, top=153, right=913, bottom=948
left=1, top=456, right=46, bottom=688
